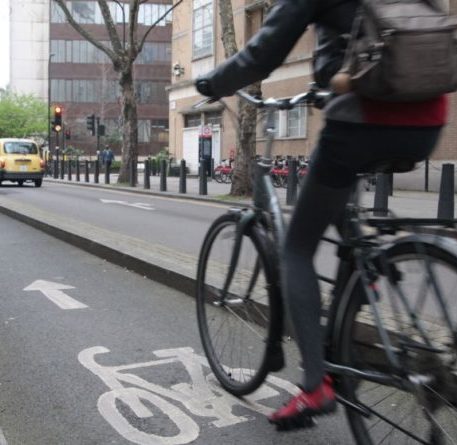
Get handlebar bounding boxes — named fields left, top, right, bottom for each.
left=193, top=87, right=332, bottom=110
left=235, top=89, right=332, bottom=110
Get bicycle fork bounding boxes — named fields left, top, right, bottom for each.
left=216, top=209, right=258, bottom=306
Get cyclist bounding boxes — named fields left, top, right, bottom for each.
left=195, top=0, right=448, bottom=431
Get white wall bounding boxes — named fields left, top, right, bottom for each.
left=10, top=0, right=49, bottom=99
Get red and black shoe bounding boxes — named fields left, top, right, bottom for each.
left=268, top=376, right=336, bottom=431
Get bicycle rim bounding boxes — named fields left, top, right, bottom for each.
left=338, top=242, right=457, bottom=444
left=196, top=213, right=280, bottom=396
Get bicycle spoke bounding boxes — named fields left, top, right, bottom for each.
left=339, top=244, right=457, bottom=444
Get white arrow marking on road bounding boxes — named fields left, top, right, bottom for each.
left=100, top=199, right=155, bottom=211
left=23, top=280, right=88, bottom=310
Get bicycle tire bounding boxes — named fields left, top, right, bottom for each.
left=336, top=239, right=457, bottom=444
left=196, top=212, right=282, bottom=396
left=214, top=171, right=223, bottom=183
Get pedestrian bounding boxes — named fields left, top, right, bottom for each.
left=103, top=145, right=114, bottom=170
left=195, top=0, right=447, bottom=431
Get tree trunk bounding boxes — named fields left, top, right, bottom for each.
left=231, top=83, right=261, bottom=196
left=117, top=68, right=138, bottom=184
left=218, top=0, right=261, bottom=197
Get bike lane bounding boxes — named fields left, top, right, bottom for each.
left=0, top=214, right=354, bottom=445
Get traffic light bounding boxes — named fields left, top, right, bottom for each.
left=86, top=114, right=95, bottom=136
left=53, top=105, right=63, bottom=132
left=65, top=129, right=71, bottom=140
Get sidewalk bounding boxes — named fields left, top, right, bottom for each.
left=0, top=175, right=453, bottom=299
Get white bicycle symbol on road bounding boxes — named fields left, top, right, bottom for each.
left=78, top=346, right=298, bottom=445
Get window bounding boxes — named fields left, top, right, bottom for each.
left=4, top=142, right=38, bottom=155
left=136, top=42, right=171, bottom=64
left=51, top=1, right=66, bottom=23
left=184, top=114, right=201, bottom=128
left=138, top=120, right=151, bottom=143
left=286, top=105, right=307, bottom=138
left=50, top=40, right=112, bottom=64
left=256, top=105, right=307, bottom=139
left=206, top=111, right=221, bottom=126
left=135, top=81, right=168, bottom=105
left=72, top=1, right=96, bottom=24
left=51, top=40, right=66, bottom=63
left=193, top=0, right=213, bottom=59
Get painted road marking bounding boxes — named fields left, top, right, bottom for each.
left=0, top=428, right=8, bottom=445
left=24, top=280, right=88, bottom=310
left=100, top=199, right=155, bottom=211
left=79, top=346, right=298, bottom=445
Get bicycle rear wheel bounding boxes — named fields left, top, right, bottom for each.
left=337, top=240, right=457, bottom=444
left=196, top=212, right=282, bottom=396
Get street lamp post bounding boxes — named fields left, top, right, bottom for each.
left=48, top=53, right=55, bottom=156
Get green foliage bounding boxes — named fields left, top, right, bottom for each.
left=63, top=145, right=85, bottom=159
left=110, top=160, right=122, bottom=172
left=0, top=91, right=48, bottom=139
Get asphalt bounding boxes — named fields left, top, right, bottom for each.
left=0, top=174, right=454, bottom=299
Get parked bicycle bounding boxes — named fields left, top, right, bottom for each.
left=195, top=88, right=457, bottom=444
left=214, top=159, right=233, bottom=183
left=270, top=157, right=308, bottom=188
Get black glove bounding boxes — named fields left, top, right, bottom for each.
left=195, top=77, right=218, bottom=99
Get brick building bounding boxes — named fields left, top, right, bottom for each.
left=168, top=0, right=457, bottom=174
left=10, top=0, right=172, bottom=159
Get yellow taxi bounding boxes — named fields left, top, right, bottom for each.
left=0, top=138, right=45, bottom=187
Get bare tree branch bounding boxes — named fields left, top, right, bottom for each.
left=54, top=0, right=119, bottom=64
left=137, top=0, right=184, bottom=54
left=97, top=0, right=124, bottom=55
left=128, top=0, right=141, bottom=61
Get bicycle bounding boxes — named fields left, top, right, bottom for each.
left=195, top=88, right=457, bottom=444
left=214, top=160, right=234, bottom=183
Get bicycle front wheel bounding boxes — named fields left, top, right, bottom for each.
left=196, top=212, right=282, bottom=396
left=337, top=239, right=457, bottom=444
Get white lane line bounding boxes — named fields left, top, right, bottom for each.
left=0, top=428, right=9, bottom=445
left=100, top=199, right=155, bottom=211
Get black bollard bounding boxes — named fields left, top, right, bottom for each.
left=144, top=160, right=150, bottom=189
left=199, top=159, right=208, bottom=195
left=151, top=158, right=157, bottom=176
left=179, top=159, right=187, bottom=194
left=160, top=159, right=167, bottom=191
left=53, top=160, right=58, bottom=179
left=374, top=173, right=389, bottom=216
left=105, top=163, right=110, bottom=184
left=94, top=160, right=100, bottom=184
left=76, top=158, right=80, bottom=182
left=437, top=163, right=455, bottom=219
left=60, top=160, right=65, bottom=180
left=85, top=160, right=89, bottom=182
left=129, top=159, right=135, bottom=187
left=68, top=160, right=72, bottom=181
left=286, top=159, right=298, bottom=205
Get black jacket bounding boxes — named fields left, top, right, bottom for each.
left=201, top=0, right=357, bottom=98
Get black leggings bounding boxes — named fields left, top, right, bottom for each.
left=282, top=121, right=442, bottom=391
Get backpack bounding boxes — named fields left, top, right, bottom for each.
left=343, top=0, right=457, bottom=101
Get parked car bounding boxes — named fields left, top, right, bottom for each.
left=0, top=138, right=45, bottom=187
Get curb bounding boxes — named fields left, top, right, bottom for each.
left=0, top=202, right=197, bottom=298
